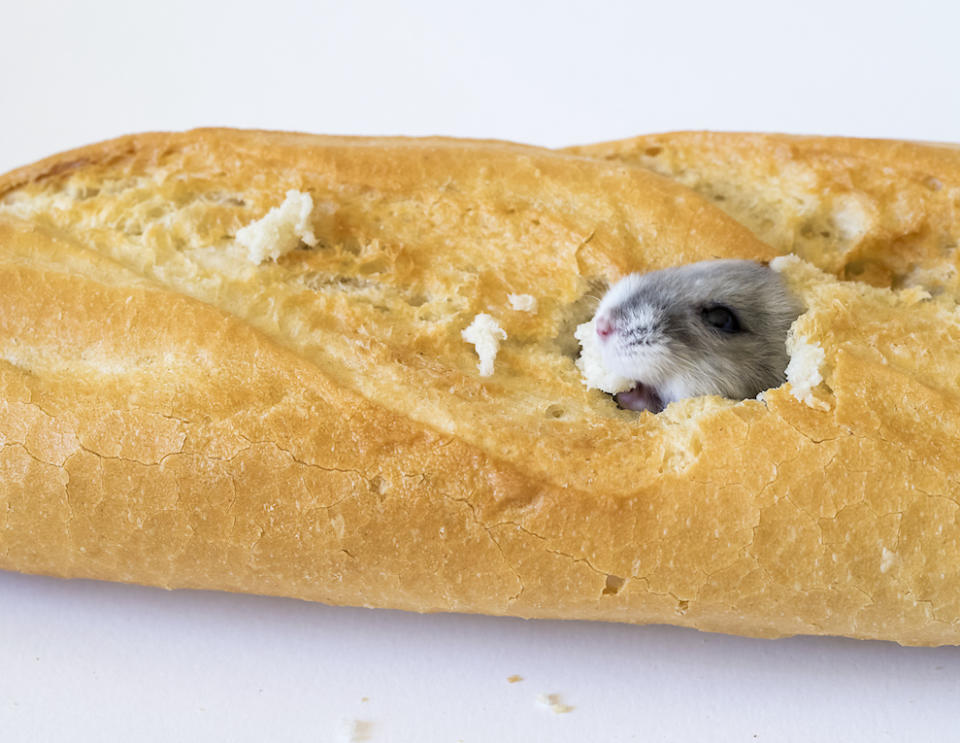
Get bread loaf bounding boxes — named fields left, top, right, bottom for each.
left=1, top=129, right=958, bottom=645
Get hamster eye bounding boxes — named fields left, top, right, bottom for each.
left=701, top=305, right=742, bottom=333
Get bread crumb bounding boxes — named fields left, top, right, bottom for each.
left=339, top=719, right=373, bottom=742
left=574, top=319, right=633, bottom=395
left=462, top=314, right=507, bottom=376
left=236, top=189, right=318, bottom=264
left=507, top=293, right=538, bottom=312
left=507, top=675, right=523, bottom=683
left=536, top=693, right=573, bottom=714
left=784, top=329, right=828, bottom=410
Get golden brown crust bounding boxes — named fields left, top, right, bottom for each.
left=1, top=129, right=959, bottom=644
left=565, top=132, right=960, bottom=294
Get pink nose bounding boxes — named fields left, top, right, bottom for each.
left=596, top=316, right=615, bottom=339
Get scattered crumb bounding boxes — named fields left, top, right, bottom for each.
left=339, top=719, right=373, bottom=742
left=507, top=293, right=538, bottom=312
left=236, top=189, right=318, bottom=264
left=361, top=697, right=369, bottom=703
left=507, top=675, right=524, bottom=684
left=461, top=313, right=507, bottom=376
left=536, top=693, right=573, bottom=714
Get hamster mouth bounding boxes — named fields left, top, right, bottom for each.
left=615, top=383, right=664, bottom=414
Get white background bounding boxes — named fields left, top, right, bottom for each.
left=2, top=1, right=960, bottom=740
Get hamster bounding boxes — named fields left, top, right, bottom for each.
left=593, top=259, right=803, bottom=413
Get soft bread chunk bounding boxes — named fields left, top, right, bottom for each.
left=0, top=129, right=959, bottom=644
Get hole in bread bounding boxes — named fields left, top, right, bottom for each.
left=675, top=599, right=689, bottom=615
left=799, top=219, right=823, bottom=239
left=924, top=176, right=944, bottom=192
left=644, top=146, right=663, bottom=157
left=842, top=259, right=895, bottom=288
left=602, top=574, right=625, bottom=595
left=544, top=404, right=565, bottom=419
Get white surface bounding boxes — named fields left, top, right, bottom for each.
left=3, top=571, right=960, bottom=742
left=3, top=0, right=960, bottom=173
left=3, top=1, right=960, bottom=740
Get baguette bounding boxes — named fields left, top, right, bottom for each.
left=1, top=129, right=958, bottom=645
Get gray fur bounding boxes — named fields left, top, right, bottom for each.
left=595, top=259, right=803, bottom=409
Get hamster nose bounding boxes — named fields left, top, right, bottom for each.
left=595, top=316, right=615, bottom=339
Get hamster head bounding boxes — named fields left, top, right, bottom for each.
left=593, top=259, right=802, bottom=412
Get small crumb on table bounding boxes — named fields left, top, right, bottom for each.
left=339, top=719, right=373, bottom=742
left=536, top=693, right=574, bottom=714
left=507, top=675, right=523, bottom=684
